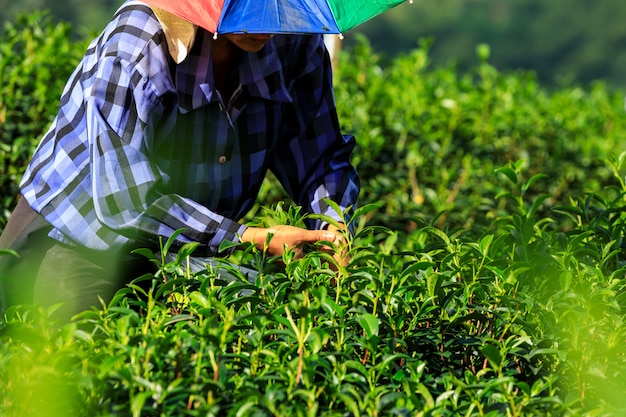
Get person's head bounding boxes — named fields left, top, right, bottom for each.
left=222, top=33, right=275, bottom=53
left=152, top=7, right=276, bottom=62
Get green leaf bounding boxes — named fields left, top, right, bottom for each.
left=496, top=166, right=518, bottom=184
left=162, top=229, right=187, bottom=254
left=0, top=248, right=19, bottom=258
left=424, top=226, right=451, bottom=247
left=358, top=313, right=379, bottom=339
left=131, top=391, right=151, bottom=417
left=479, top=233, right=494, bottom=254
left=175, top=241, right=201, bottom=263
left=218, top=239, right=240, bottom=253
left=108, top=288, right=134, bottom=308
left=521, top=173, right=549, bottom=194
left=189, top=291, right=210, bottom=309
left=480, top=344, right=503, bottom=369
left=349, top=202, right=383, bottom=225
left=131, top=247, right=156, bottom=260
left=164, top=314, right=195, bottom=327
left=321, top=296, right=345, bottom=318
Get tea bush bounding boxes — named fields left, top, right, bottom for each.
left=0, top=11, right=88, bottom=228
left=331, top=37, right=626, bottom=239
left=2, top=12, right=626, bottom=417
left=3, top=176, right=626, bottom=416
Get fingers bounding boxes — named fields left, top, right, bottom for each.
left=315, top=226, right=350, bottom=269
left=315, top=230, right=340, bottom=244
left=242, top=224, right=348, bottom=264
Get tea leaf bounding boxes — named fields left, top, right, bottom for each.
left=358, top=313, right=380, bottom=339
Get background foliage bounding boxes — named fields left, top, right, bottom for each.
left=2, top=10, right=626, bottom=417
left=350, top=0, right=626, bottom=91
left=0, top=12, right=88, bottom=227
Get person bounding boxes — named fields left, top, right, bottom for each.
left=0, top=0, right=360, bottom=320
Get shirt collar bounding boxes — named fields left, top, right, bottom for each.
left=174, top=31, right=293, bottom=113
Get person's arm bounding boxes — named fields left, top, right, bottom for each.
left=271, top=35, right=360, bottom=233
left=267, top=35, right=359, bottom=265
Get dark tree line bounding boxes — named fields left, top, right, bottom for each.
left=1, top=0, right=625, bottom=90
left=350, top=0, right=626, bottom=91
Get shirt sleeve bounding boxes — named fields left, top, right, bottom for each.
left=88, top=52, right=246, bottom=255
left=271, top=35, right=360, bottom=231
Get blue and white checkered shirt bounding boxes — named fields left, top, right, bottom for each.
left=20, top=1, right=359, bottom=255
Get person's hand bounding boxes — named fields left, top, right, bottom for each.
left=241, top=225, right=340, bottom=259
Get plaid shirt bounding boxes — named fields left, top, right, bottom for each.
left=20, top=1, right=359, bottom=255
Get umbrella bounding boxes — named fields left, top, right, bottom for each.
left=141, top=0, right=412, bottom=36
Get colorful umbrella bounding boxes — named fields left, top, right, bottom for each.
left=141, top=0, right=411, bottom=35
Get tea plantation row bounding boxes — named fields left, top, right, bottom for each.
left=2, top=12, right=626, bottom=417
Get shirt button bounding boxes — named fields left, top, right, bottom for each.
left=218, top=155, right=227, bottom=164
